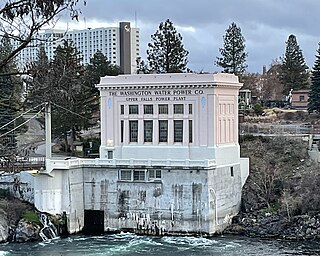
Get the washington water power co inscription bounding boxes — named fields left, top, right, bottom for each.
left=109, top=89, right=204, bottom=101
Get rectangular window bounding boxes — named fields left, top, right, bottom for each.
left=230, top=166, right=234, bottom=177
left=144, top=104, right=153, bottom=114
left=129, top=120, right=138, bottom=142
left=174, top=104, right=184, bottom=114
left=107, top=151, right=113, bottom=159
left=129, top=105, right=139, bottom=114
left=189, top=120, right=193, bottom=143
left=120, top=170, right=131, bottom=180
left=299, top=95, right=305, bottom=102
left=174, top=120, right=183, bottom=142
left=158, top=104, right=168, bottom=114
left=120, top=120, right=124, bottom=143
left=120, top=105, right=124, bottom=115
left=159, top=120, right=168, bottom=142
left=155, top=170, right=161, bottom=178
left=144, top=120, right=153, bottom=142
left=133, top=170, right=145, bottom=181
left=189, top=104, right=193, bottom=114
left=149, top=169, right=161, bottom=179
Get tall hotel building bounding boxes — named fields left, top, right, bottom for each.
left=13, top=22, right=140, bottom=74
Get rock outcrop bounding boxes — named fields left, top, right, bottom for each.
left=14, top=220, right=40, bottom=243
left=0, top=202, right=9, bottom=242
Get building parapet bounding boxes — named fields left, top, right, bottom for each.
left=44, top=158, right=217, bottom=174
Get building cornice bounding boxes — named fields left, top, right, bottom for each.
left=97, top=73, right=242, bottom=91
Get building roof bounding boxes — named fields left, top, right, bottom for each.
left=97, top=73, right=242, bottom=89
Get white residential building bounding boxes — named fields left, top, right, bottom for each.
left=13, top=22, right=140, bottom=74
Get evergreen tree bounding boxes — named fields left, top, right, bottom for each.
left=308, top=43, right=320, bottom=113
left=27, top=41, right=98, bottom=153
left=215, top=22, right=248, bottom=75
left=51, top=41, right=96, bottom=152
left=147, top=19, right=189, bottom=73
left=27, top=45, right=53, bottom=106
left=136, top=57, right=149, bottom=74
left=86, top=50, right=120, bottom=85
left=280, top=34, right=309, bottom=95
left=0, top=34, right=22, bottom=160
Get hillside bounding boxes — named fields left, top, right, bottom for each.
left=226, top=133, right=320, bottom=239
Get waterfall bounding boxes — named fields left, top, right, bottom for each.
left=39, top=213, right=59, bottom=241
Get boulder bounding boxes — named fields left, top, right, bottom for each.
left=14, top=220, right=40, bottom=243
left=0, top=200, right=9, bottom=242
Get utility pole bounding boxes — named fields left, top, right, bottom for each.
left=45, top=102, right=52, bottom=159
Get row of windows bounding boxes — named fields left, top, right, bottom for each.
left=121, top=104, right=193, bottom=115
left=120, top=169, right=162, bottom=181
left=119, top=168, right=234, bottom=182
left=121, top=120, right=193, bottom=143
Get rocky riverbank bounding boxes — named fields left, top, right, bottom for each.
left=223, top=135, right=320, bottom=240
left=0, top=196, right=67, bottom=243
left=225, top=211, right=320, bottom=240
left=0, top=197, right=39, bottom=242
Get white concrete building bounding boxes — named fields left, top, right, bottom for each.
left=34, top=73, right=249, bottom=236
left=13, top=22, right=140, bottom=74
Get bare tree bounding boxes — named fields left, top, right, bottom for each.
left=0, top=0, right=85, bottom=72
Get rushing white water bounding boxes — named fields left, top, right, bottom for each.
left=0, top=234, right=320, bottom=255
left=39, top=213, right=59, bottom=241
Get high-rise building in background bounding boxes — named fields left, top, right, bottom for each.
left=13, top=22, right=140, bottom=74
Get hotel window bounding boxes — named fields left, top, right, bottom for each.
left=144, top=105, right=153, bottom=114
left=159, top=120, right=168, bottom=142
left=158, top=104, right=168, bottom=114
left=129, top=105, right=139, bottom=114
left=189, top=104, right=193, bottom=114
left=174, top=104, right=184, bottom=114
left=133, top=170, right=145, bottom=181
left=120, top=105, right=124, bottom=115
left=120, top=170, right=131, bottom=181
left=144, top=120, right=153, bottom=142
left=189, top=120, right=193, bottom=143
left=174, top=120, right=183, bottom=142
left=149, top=169, right=161, bottom=180
left=129, top=120, right=138, bottom=142
left=120, top=120, right=124, bottom=143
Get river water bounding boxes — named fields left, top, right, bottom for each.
left=1, top=233, right=320, bottom=256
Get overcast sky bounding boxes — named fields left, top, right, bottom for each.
left=56, top=0, right=320, bottom=74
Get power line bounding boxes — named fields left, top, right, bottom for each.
left=51, top=102, right=90, bottom=120
left=0, top=107, right=45, bottom=138
left=0, top=102, right=46, bottom=131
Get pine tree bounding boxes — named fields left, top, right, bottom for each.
left=147, top=19, right=189, bottom=73
left=27, top=45, right=53, bottom=106
left=0, top=34, right=22, bottom=160
left=308, top=43, right=320, bottom=113
left=86, top=50, right=120, bottom=85
left=28, top=41, right=98, bottom=153
left=215, top=22, right=248, bottom=75
left=280, top=34, right=309, bottom=95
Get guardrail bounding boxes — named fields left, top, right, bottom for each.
left=45, top=158, right=217, bottom=174
left=239, top=123, right=315, bottom=135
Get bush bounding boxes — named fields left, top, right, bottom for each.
left=253, top=103, right=264, bottom=116
left=22, top=210, right=41, bottom=225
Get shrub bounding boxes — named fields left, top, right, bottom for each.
left=22, top=210, right=41, bottom=225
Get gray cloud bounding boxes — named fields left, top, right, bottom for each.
left=64, top=0, right=320, bottom=73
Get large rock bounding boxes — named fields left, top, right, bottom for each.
left=0, top=206, right=9, bottom=242
left=14, top=220, right=40, bottom=243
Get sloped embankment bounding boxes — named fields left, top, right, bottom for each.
left=225, top=135, right=320, bottom=239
